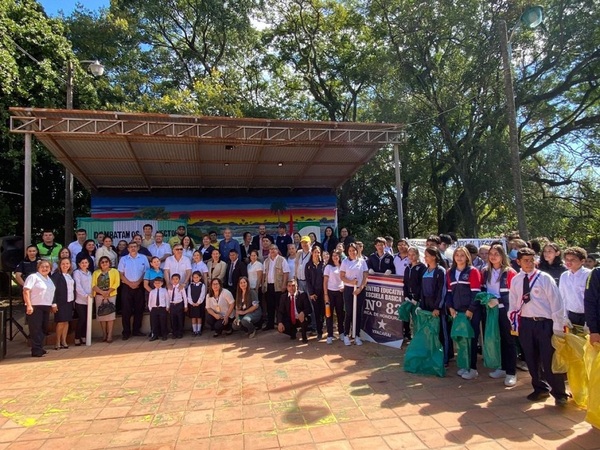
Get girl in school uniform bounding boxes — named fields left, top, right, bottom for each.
left=187, top=270, right=207, bottom=336
left=482, top=244, right=518, bottom=386
left=446, top=246, right=482, bottom=380
left=402, top=246, right=426, bottom=341
left=538, top=242, right=567, bottom=286
left=420, top=247, right=450, bottom=365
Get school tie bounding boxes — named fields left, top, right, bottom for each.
left=290, top=295, right=296, bottom=324
left=228, top=262, right=235, bottom=286
left=522, top=275, right=531, bottom=303
left=155, top=290, right=160, bottom=307
left=171, top=288, right=176, bottom=304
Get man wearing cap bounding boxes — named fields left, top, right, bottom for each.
left=295, top=236, right=313, bottom=294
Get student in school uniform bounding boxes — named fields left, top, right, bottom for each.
left=187, top=271, right=207, bottom=336
left=167, top=273, right=188, bottom=339
left=584, top=267, right=600, bottom=346
left=403, top=246, right=426, bottom=341
left=559, top=247, right=591, bottom=328
left=508, top=248, right=568, bottom=406
left=446, top=246, right=482, bottom=380
left=148, top=277, right=169, bottom=341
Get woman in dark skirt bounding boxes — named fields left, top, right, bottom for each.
left=187, top=270, right=206, bottom=336
left=51, top=257, right=75, bottom=349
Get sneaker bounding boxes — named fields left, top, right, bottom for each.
left=457, top=368, right=468, bottom=377
left=355, top=337, right=363, bottom=346
left=489, top=369, right=507, bottom=379
left=326, top=337, right=333, bottom=344
left=461, top=369, right=479, bottom=380
left=516, top=360, right=529, bottom=371
left=504, top=375, right=517, bottom=387
left=343, top=335, right=351, bottom=346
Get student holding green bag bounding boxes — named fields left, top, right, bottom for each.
left=446, top=247, right=482, bottom=380
left=482, top=244, right=518, bottom=387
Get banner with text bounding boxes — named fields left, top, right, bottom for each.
left=77, top=218, right=187, bottom=242
left=361, top=274, right=405, bottom=349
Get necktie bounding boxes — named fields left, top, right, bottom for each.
left=155, top=290, right=160, bottom=307
left=522, top=275, right=531, bottom=303
left=229, top=262, right=235, bottom=286
left=290, top=295, right=296, bottom=324
left=171, top=287, right=176, bottom=304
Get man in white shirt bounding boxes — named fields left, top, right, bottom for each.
left=393, top=239, right=410, bottom=276
left=164, top=244, right=192, bottom=289
left=68, top=229, right=87, bottom=266
left=509, top=248, right=568, bottom=406
left=148, top=232, right=172, bottom=269
left=142, top=223, right=154, bottom=248
left=560, top=247, right=591, bottom=328
left=262, top=244, right=290, bottom=330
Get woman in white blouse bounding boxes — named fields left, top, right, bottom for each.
left=23, top=260, right=56, bottom=357
left=340, top=243, right=369, bottom=347
left=205, top=278, right=235, bottom=337
left=323, top=250, right=345, bottom=344
left=73, top=258, right=93, bottom=346
left=95, top=236, right=118, bottom=268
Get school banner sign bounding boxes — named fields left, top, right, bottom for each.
left=76, top=218, right=187, bottom=242
left=361, top=274, right=405, bottom=349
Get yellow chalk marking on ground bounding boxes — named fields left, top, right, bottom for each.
left=1, top=409, right=39, bottom=427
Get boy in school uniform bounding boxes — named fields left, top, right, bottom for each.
left=560, top=247, right=591, bottom=328
left=508, top=248, right=568, bottom=406
left=148, top=277, right=169, bottom=341
left=168, top=273, right=188, bottom=339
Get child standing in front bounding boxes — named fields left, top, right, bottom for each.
left=168, top=273, right=188, bottom=339
left=148, top=277, right=169, bottom=341
left=187, top=271, right=206, bottom=336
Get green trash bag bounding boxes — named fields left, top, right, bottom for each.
left=404, top=309, right=446, bottom=377
left=398, top=300, right=416, bottom=322
left=450, top=312, right=474, bottom=371
left=475, top=292, right=502, bottom=370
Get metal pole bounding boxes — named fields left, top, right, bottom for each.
left=64, top=60, right=74, bottom=245
left=393, top=143, right=405, bottom=239
left=499, top=20, right=529, bottom=240
left=24, top=133, right=32, bottom=246
left=86, top=295, right=93, bottom=346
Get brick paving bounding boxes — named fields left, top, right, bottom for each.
left=1, top=330, right=599, bottom=449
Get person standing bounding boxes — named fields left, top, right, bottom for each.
left=163, top=244, right=192, bottom=288
left=148, top=277, right=169, bottom=341
left=141, top=224, right=154, bottom=248
left=262, top=244, right=290, bottom=330
left=275, top=224, right=293, bottom=258
left=340, top=243, right=369, bottom=346
left=51, top=257, right=75, bottom=350
left=367, top=237, right=395, bottom=275
left=402, top=247, right=426, bottom=342
left=508, top=248, right=568, bottom=406
left=295, top=236, right=312, bottom=293
left=167, top=273, right=188, bottom=338
left=323, top=251, right=345, bottom=344
left=15, top=245, right=41, bottom=287
left=72, top=258, right=93, bottom=346
left=92, top=256, right=120, bottom=343
left=118, top=242, right=149, bottom=340
left=148, top=232, right=172, bottom=269
left=559, top=247, right=591, bottom=328
left=322, top=226, right=339, bottom=254
left=37, top=229, right=63, bottom=266
left=393, top=239, right=410, bottom=276
left=218, top=228, right=241, bottom=264
left=95, top=236, right=118, bottom=268
left=584, top=267, right=600, bottom=346
left=305, top=246, right=325, bottom=340
left=224, top=249, right=248, bottom=293
left=68, top=229, right=87, bottom=267
left=23, top=260, right=56, bottom=357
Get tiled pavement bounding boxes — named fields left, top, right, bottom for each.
left=1, top=330, right=599, bottom=450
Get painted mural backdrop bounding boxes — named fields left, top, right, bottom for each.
left=91, top=190, right=337, bottom=241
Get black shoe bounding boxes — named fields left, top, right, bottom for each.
left=42, top=350, right=48, bottom=354
left=161, top=336, right=168, bottom=341
left=555, top=396, right=568, bottom=407
left=290, top=333, right=297, bottom=340
left=31, top=353, right=45, bottom=357
left=302, top=337, right=308, bottom=343
left=527, top=391, right=550, bottom=402
left=225, top=329, right=233, bottom=335
left=213, top=331, right=221, bottom=337
left=132, top=332, right=145, bottom=337
left=122, top=335, right=130, bottom=341
left=149, top=336, right=158, bottom=342
left=198, top=330, right=202, bottom=336
left=317, top=333, right=323, bottom=341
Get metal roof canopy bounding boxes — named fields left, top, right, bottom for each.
left=9, top=107, right=404, bottom=191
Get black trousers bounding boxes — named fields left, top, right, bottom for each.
left=29, top=305, right=50, bottom=356
left=121, top=285, right=145, bottom=337
left=343, top=286, right=365, bottom=337
left=498, top=306, right=517, bottom=375
left=74, top=303, right=88, bottom=340
left=150, top=307, right=168, bottom=339
left=205, top=314, right=233, bottom=334
left=265, top=284, right=282, bottom=329
left=170, top=302, right=185, bottom=337
left=326, top=289, right=345, bottom=337
left=280, top=316, right=309, bottom=340
left=519, top=317, right=566, bottom=399
left=311, top=293, right=325, bottom=335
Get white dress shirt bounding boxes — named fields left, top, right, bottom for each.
left=559, top=267, right=591, bottom=314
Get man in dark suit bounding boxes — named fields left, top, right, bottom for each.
left=225, top=249, right=248, bottom=292
left=277, top=279, right=311, bottom=343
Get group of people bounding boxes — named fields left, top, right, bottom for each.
left=397, top=232, right=600, bottom=407
left=15, top=224, right=600, bottom=408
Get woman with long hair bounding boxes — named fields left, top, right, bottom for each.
left=323, top=250, right=345, bottom=344
left=482, top=244, right=518, bottom=386
left=181, top=235, right=196, bottom=261
left=207, top=249, right=227, bottom=283
left=199, top=234, right=217, bottom=262
left=15, top=244, right=41, bottom=287
left=538, top=242, right=567, bottom=286
left=95, top=236, right=118, bottom=268
left=191, top=250, right=209, bottom=285
left=322, top=226, right=339, bottom=254
left=51, top=257, right=75, bottom=350
left=76, top=239, right=97, bottom=271
left=340, top=243, right=369, bottom=346
left=305, top=245, right=325, bottom=340
left=233, top=276, right=262, bottom=338
left=205, top=278, right=235, bottom=337
left=402, top=246, right=426, bottom=341
left=446, top=246, right=482, bottom=380
left=421, top=246, right=450, bottom=365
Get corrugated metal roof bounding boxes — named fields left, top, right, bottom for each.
left=10, top=107, right=404, bottom=191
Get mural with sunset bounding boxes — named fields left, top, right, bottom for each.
left=91, top=190, right=337, bottom=239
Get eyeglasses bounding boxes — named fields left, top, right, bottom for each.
left=174, top=248, right=183, bottom=251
